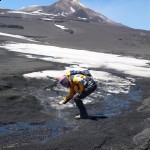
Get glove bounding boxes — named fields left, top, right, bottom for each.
left=58, top=100, right=65, bottom=105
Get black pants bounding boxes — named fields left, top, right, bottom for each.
left=74, top=79, right=97, bottom=116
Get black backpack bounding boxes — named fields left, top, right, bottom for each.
left=69, top=69, right=92, bottom=77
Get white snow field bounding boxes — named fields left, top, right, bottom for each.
left=0, top=42, right=149, bottom=78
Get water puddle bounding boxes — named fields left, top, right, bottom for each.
left=0, top=119, right=76, bottom=148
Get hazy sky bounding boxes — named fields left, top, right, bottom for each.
left=0, top=0, right=149, bottom=30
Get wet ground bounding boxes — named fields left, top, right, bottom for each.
left=0, top=72, right=144, bottom=149
left=0, top=120, right=76, bottom=149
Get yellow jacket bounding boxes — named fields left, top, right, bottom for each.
left=63, top=71, right=89, bottom=103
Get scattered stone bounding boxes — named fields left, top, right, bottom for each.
left=133, top=128, right=150, bottom=149
left=137, top=97, right=150, bottom=112
left=0, top=84, right=12, bottom=91
left=64, top=29, right=74, bottom=34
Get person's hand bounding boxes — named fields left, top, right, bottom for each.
left=58, top=100, right=65, bottom=105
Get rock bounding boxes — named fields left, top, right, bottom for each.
left=137, top=97, right=150, bottom=112
left=0, top=84, right=12, bottom=91
left=0, top=23, right=24, bottom=29
left=133, top=128, right=150, bottom=149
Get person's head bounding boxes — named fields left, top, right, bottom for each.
left=58, top=75, right=70, bottom=88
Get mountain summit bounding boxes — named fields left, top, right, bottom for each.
left=20, top=0, right=120, bottom=25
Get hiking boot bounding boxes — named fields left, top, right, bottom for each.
left=74, top=114, right=89, bottom=119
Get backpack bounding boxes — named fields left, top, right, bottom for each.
left=69, top=69, right=92, bottom=77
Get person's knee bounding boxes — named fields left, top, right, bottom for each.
left=74, top=98, right=80, bottom=103
left=86, top=84, right=97, bottom=94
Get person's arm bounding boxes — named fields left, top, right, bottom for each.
left=58, top=87, right=76, bottom=104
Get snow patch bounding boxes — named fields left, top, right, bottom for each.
left=7, top=11, right=32, bottom=15
left=32, top=10, right=42, bottom=14
left=70, top=7, right=75, bottom=13
left=54, top=24, right=68, bottom=30
left=0, top=43, right=150, bottom=78
left=26, top=55, right=39, bottom=59
left=23, top=70, right=65, bottom=79
left=7, top=10, right=53, bottom=16
left=106, top=18, right=114, bottom=23
left=41, top=18, right=54, bottom=21
left=0, top=32, right=37, bottom=42
left=100, top=15, right=105, bottom=19
left=61, top=12, right=67, bottom=17
left=140, top=32, right=146, bottom=36
left=48, top=13, right=59, bottom=16
left=78, top=17, right=88, bottom=20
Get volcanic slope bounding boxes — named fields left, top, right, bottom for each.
left=0, top=6, right=150, bottom=59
